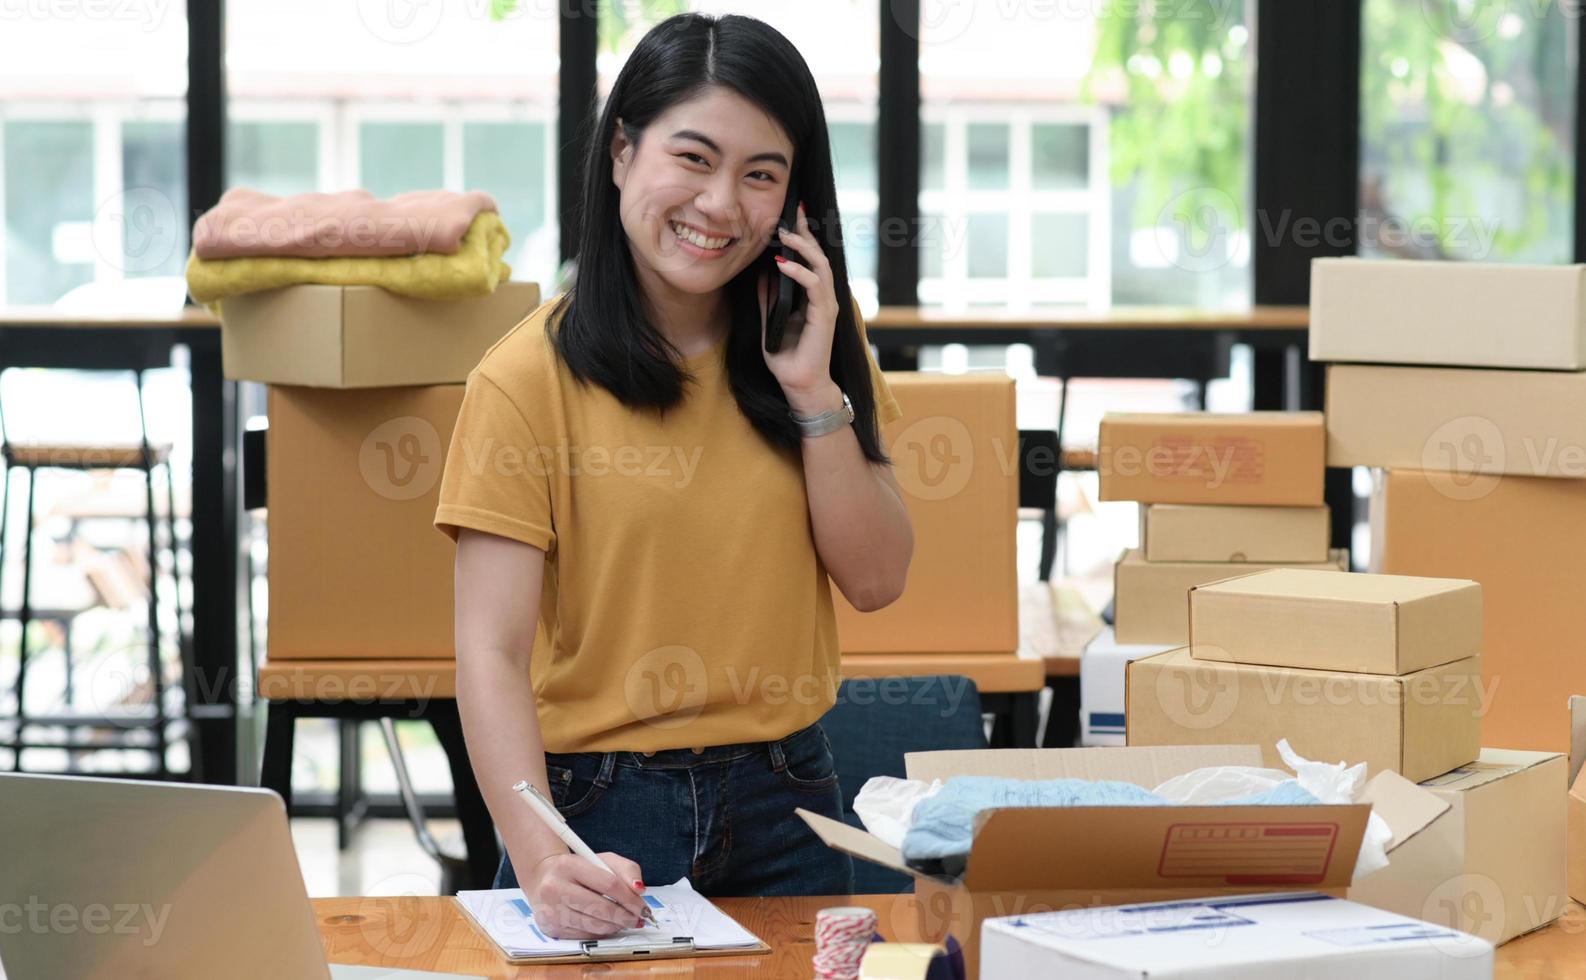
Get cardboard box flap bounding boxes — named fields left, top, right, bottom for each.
left=794, top=808, right=927, bottom=881
left=1571, top=695, right=1586, bottom=788
left=1358, top=770, right=1449, bottom=853
left=903, top=745, right=1262, bottom=786
left=958, top=804, right=1370, bottom=891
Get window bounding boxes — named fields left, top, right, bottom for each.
left=920, top=1, right=1253, bottom=309
left=0, top=8, right=189, bottom=306
left=598, top=1, right=882, bottom=308
left=1361, top=0, right=1574, bottom=263
left=226, top=0, right=562, bottom=290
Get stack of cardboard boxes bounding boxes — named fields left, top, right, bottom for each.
left=221, top=282, right=542, bottom=666
left=1314, top=257, right=1586, bottom=753
left=1079, top=411, right=1347, bottom=745
left=1308, top=256, right=1586, bottom=930
left=1120, top=566, right=1569, bottom=944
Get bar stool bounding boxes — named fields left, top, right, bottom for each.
left=0, top=366, right=193, bottom=777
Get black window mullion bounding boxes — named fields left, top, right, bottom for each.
left=186, top=0, right=226, bottom=275
left=876, top=0, right=920, bottom=308
left=1252, top=0, right=1363, bottom=554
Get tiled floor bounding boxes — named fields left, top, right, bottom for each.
left=291, top=815, right=465, bottom=898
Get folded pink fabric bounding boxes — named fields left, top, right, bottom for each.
left=193, top=188, right=499, bottom=260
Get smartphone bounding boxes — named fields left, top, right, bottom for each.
left=763, top=183, right=804, bottom=354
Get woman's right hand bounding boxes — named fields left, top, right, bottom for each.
left=522, top=851, right=650, bottom=939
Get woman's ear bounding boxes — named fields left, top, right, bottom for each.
left=611, top=119, right=633, bottom=190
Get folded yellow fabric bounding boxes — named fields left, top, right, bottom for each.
left=185, top=210, right=511, bottom=304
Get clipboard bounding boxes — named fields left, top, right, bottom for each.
left=451, top=896, right=772, bottom=965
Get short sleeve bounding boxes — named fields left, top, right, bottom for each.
left=434, top=371, right=555, bottom=552
left=851, top=294, right=904, bottom=427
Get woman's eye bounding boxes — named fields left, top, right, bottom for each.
left=750, top=171, right=775, bottom=182
left=679, top=152, right=707, bottom=165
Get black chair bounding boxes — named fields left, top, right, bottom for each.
left=819, top=675, right=988, bottom=894
left=0, top=366, right=195, bottom=777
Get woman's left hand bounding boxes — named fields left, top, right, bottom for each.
left=759, top=201, right=842, bottom=414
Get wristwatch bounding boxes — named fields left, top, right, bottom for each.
left=789, top=390, right=854, bottom=438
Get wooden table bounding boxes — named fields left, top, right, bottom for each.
left=0, top=306, right=239, bottom=783
left=862, top=305, right=1308, bottom=383
left=312, top=894, right=1586, bottom=978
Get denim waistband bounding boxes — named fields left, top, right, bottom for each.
left=547, top=721, right=823, bottom=772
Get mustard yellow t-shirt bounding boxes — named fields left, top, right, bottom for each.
left=433, top=296, right=902, bottom=753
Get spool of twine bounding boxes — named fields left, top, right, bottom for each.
left=812, top=906, right=879, bottom=980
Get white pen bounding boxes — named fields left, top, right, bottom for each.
left=511, top=779, right=659, bottom=928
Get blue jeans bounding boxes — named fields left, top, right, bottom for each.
left=492, top=720, right=854, bottom=897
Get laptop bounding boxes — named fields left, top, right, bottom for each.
left=0, top=772, right=480, bottom=980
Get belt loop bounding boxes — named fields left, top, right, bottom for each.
left=766, top=737, right=787, bottom=773
left=594, top=751, right=617, bottom=788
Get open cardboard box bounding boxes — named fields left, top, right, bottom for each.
left=797, top=745, right=1442, bottom=980
left=1350, top=751, right=1567, bottom=945
left=1571, top=696, right=1586, bottom=904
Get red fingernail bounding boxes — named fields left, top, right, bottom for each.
left=775, top=255, right=787, bottom=263
left=633, top=879, right=644, bottom=891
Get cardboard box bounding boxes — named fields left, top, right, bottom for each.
left=798, top=745, right=1382, bottom=980
left=1141, top=503, right=1330, bottom=562
left=222, top=281, right=541, bottom=387
left=1080, top=626, right=1175, bottom=746
left=1570, top=697, right=1586, bottom=905
left=1113, top=548, right=1349, bottom=646
left=1377, top=468, right=1586, bottom=750
left=1125, top=648, right=1484, bottom=781
left=981, top=892, right=1493, bottom=978
left=1349, top=750, right=1568, bottom=946
left=833, top=373, right=1018, bottom=655
left=1097, top=412, right=1325, bottom=506
left=1188, top=569, right=1482, bottom=675
left=1309, top=256, right=1586, bottom=370
left=267, top=385, right=464, bottom=659
left=1327, top=363, right=1586, bottom=478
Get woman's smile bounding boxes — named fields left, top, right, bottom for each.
left=666, top=218, right=737, bottom=257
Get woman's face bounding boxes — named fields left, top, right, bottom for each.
left=611, top=86, right=794, bottom=299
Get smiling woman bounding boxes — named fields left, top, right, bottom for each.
left=555, top=15, right=888, bottom=459
left=434, top=11, right=913, bottom=945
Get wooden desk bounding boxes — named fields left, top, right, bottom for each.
left=0, top=305, right=238, bottom=783
left=868, top=304, right=1309, bottom=332
left=312, top=895, right=1586, bottom=978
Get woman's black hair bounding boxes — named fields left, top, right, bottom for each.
left=546, top=12, right=888, bottom=464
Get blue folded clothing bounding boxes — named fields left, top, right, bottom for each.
left=900, top=776, right=1321, bottom=873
